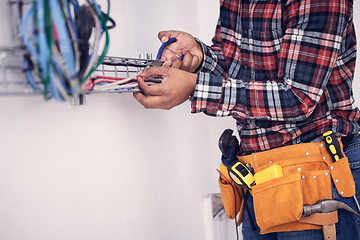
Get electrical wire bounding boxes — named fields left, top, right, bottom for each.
left=24, top=55, right=42, bottom=92
left=93, top=73, right=138, bottom=89
left=80, top=0, right=110, bottom=84
left=20, top=0, right=155, bottom=98
left=49, top=0, right=77, bottom=91
left=19, top=0, right=113, bottom=102
left=217, top=169, right=240, bottom=240
left=84, top=74, right=163, bottom=92
left=81, top=1, right=101, bottom=83
left=231, top=183, right=240, bottom=240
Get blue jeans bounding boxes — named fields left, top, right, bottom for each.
left=241, top=137, right=360, bottom=240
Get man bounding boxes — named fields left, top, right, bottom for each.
left=134, top=0, right=360, bottom=239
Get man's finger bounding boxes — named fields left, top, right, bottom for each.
left=133, top=93, right=168, bottom=109
left=171, top=56, right=183, bottom=69
left=190, top=54, right=201, bottom=72
left=180, top=49, right=192, bottom=71
left=158, top=30, right=180, bottom=43
left=138, top=66, right=166, bottom=78
left=137, top=75, right=164, bottom=96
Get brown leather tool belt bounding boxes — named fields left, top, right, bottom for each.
left=219, top=140, right=356, bottom=234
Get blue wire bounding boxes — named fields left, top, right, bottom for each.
left=38, top=0, right=64, bottom=101
left=24, top=59, right=41, bottom=92
left=20, top=6, right=37, bottom=59
left=20, top=6, right=42, bottom=91
left=36, top=0, right=50, bottom=81
left=21, top=1, right=64, bottom=101
left=21, top=2, right=61, bottom=101
left=49, top=0, right=77, bottom=87
left=21, top=0, right=110, bottom=101
left=70, top=0, right=80, bottom=15
left=65, top=1, right=79, bottom=39
left=90, top=0, right=103, bottom=33
left=48, top=66, right=64, bottom=101
left=52, top=55, right=72, bottom=94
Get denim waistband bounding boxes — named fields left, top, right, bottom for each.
left=343, top=136, right=360, bottom=166
left=344, top=136, right=360, bottom=152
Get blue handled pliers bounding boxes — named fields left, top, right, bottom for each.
left=147, top=38, right=184, bottom=68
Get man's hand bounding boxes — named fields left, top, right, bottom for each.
left=133, top=67, right=197, bottom=110
left=158, top=30, right=203, bottom=73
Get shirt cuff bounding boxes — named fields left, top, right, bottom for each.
left=191, top=71, right=223, bottom=115
left=194, top=38, right=219, bottom=73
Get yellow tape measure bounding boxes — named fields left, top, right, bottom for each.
left=228, top=162, right=255, bottom=190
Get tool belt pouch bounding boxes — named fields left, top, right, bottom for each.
left=330, top=156, right=355, bottom=197
left=252, top=174, right=303, bottom=230
left=218, top=164, right=245, bottom=225
left=238, top=141, right=344, bottom=233
left=218, top=178, right=243, bottom=220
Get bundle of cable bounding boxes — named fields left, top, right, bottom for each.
left=20, top=0, right=111, bottom=103
left=83, top=74, right=163, bottom=93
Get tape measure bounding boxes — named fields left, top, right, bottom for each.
left=323, top=131, right=344, bottom=162
left=228, top=162, right=255, bottom=190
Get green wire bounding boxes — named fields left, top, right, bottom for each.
left=81, top=0, right=110, bottom=85
left=29, top=0, right=111, bottom=96
left=32, top=0, right=50, bottom=99
left=44, top=0, right=53, bottom=100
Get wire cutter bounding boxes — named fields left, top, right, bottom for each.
left=147, top=38, right=184, bottom=68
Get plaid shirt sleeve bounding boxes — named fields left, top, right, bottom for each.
left=191, top=0, right=356, bottom=123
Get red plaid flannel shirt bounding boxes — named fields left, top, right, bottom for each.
left=191, top=0, right=360, bottom=154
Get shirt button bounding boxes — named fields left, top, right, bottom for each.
left=243, top=65, right=248, bottom=69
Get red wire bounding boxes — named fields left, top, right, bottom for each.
left=216, top=169, right=229, bottom=184
left=91, top=75, right=133, bottom=81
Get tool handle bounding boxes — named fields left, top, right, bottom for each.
left=156, top=38, right=184, bottom=61
left=322, top=224, right=336, bottom=240
left=323, top=131, right=344, bottom=162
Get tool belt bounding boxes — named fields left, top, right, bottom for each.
left=218, top=140, right=356, bottom=234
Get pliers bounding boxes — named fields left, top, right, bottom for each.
left=146, top=38, right=184, bottom=68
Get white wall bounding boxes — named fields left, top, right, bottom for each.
left=0, top=1, right=235, bottom=240
left=0, top=1, right=359, bottom=240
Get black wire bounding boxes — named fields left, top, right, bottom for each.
left=18, top=0, right=23, bottom=18
left=229, top=183, right=240, bottom=240
left=76, top=5, right=95, bottom=79
left=241, top=188, right=257, bottom=231
left=101, top=61, right=149, bottom=68
left=101, top=11, right=115, bottom=30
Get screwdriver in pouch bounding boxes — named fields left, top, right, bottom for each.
left=323, top=131, right=344, bottom=162
left=323, top=131, right=360, bottom=212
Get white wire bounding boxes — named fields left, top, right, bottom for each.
left=93, top=73, right=138, bottom=90
left=51, top=45, right=71, bottom=101
left=61, top=1, right=81, bottom=94
left=91, top=80, right=161, bottom=92
left=93, top=82, right=139, bottom=91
